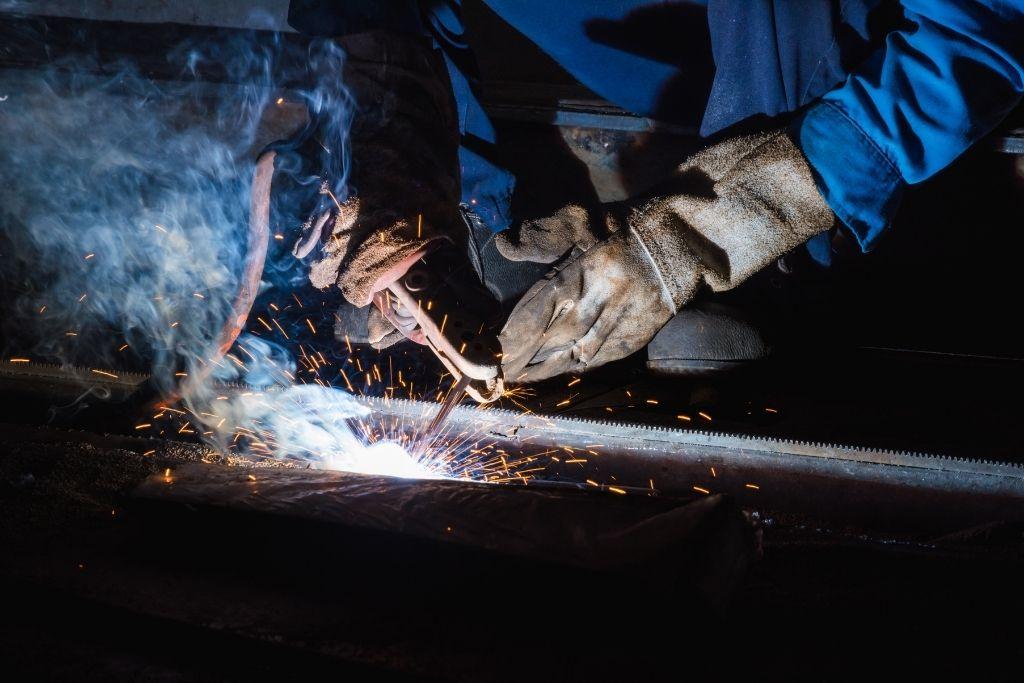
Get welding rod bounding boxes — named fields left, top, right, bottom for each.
left=415, top=373, right=472, bottom=454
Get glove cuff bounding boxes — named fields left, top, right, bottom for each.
left=631, top=130, right=835, bottom=308
left=628, top=215, right=703, bottom=313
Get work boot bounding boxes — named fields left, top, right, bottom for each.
left=646, top=302, right=769, bottom=376
left=645, top=234, right=851, bottom=376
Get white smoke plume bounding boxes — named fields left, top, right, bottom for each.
left=0, top=29, right=431, bottom=477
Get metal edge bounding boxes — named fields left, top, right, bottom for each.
left=355, top=394, right=1024, bottom=478
left=2, top=362, right=1021, bottom=477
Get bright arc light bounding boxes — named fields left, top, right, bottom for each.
left=206, top=384, right=443, bottom=479
left=321, top=441, right=439, bottom=479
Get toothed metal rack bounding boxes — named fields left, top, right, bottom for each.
left=3, top=361, right=1021, bottom=530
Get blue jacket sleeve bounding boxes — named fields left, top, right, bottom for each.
left=794, top=0, right=1024, bottom=252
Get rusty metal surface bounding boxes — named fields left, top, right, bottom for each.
left=359, top=395, right=1024, bottom=528
left=2, top=359, right=1022, bottom=529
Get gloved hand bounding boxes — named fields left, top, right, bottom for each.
left=265, top=32, right=464, bottom=312
left=496, top=130, right=836, bottom=383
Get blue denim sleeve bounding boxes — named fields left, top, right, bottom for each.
left=794, top=0, right=1024, bottom=252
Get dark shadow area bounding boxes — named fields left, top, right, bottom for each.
left=583, top=1, right=714, bottom=125
left=492, top=121, right=603, bottom=222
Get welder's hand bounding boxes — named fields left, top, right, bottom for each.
left=498, top=130, right=836, bottom=383
left=269, top=32, right=464, bottom=308
left=366, top=300, right=408, bottom=349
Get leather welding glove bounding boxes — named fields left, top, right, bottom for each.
left=496, top=130, right=836, bottom=383
left=267, top=31, right=464, bottom=310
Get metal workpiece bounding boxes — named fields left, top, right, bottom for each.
left=0, top=360, right=150, bottom=401
left=2, top=360, right=1022, bottom=528
left=359, top=395, right=1024, bottom=528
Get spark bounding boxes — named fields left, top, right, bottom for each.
left=324, top=188, right=343, bottom=212
left=745, top=483, right=760, bottom=490
left=8, top=358, right=29, bottom=363
left=90, top=369, right=118, bottom=379
left=693, top=486, right=710, bottom=494
left=698, top=411, right=712, bottom=421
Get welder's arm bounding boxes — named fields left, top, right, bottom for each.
left=263, top=30, right=462, bottom=314
left=302, top=32, right=464, bottom=309
left=793, top=0, right=1024, bottom=252
left=497, top=131, right=835, bottom=383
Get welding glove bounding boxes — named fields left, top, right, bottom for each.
left=496, top=130, right=836, bottom=383
left=268, top=31, right=464, bottom=312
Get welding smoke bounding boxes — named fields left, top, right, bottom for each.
left=0, top=32, right=317, bottom=390
left=208, top=384, right=439, bottom=479
left=0, top=28, right=418, bottom=474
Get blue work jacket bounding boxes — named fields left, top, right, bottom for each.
left=289, top=0, right=1024, bottom=258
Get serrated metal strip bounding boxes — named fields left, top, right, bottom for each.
left=0, top=360, right=150, bottom=384
left=3, top=362, right=1020, bottom=477
left=356, top=395, right=1024, bottom=479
